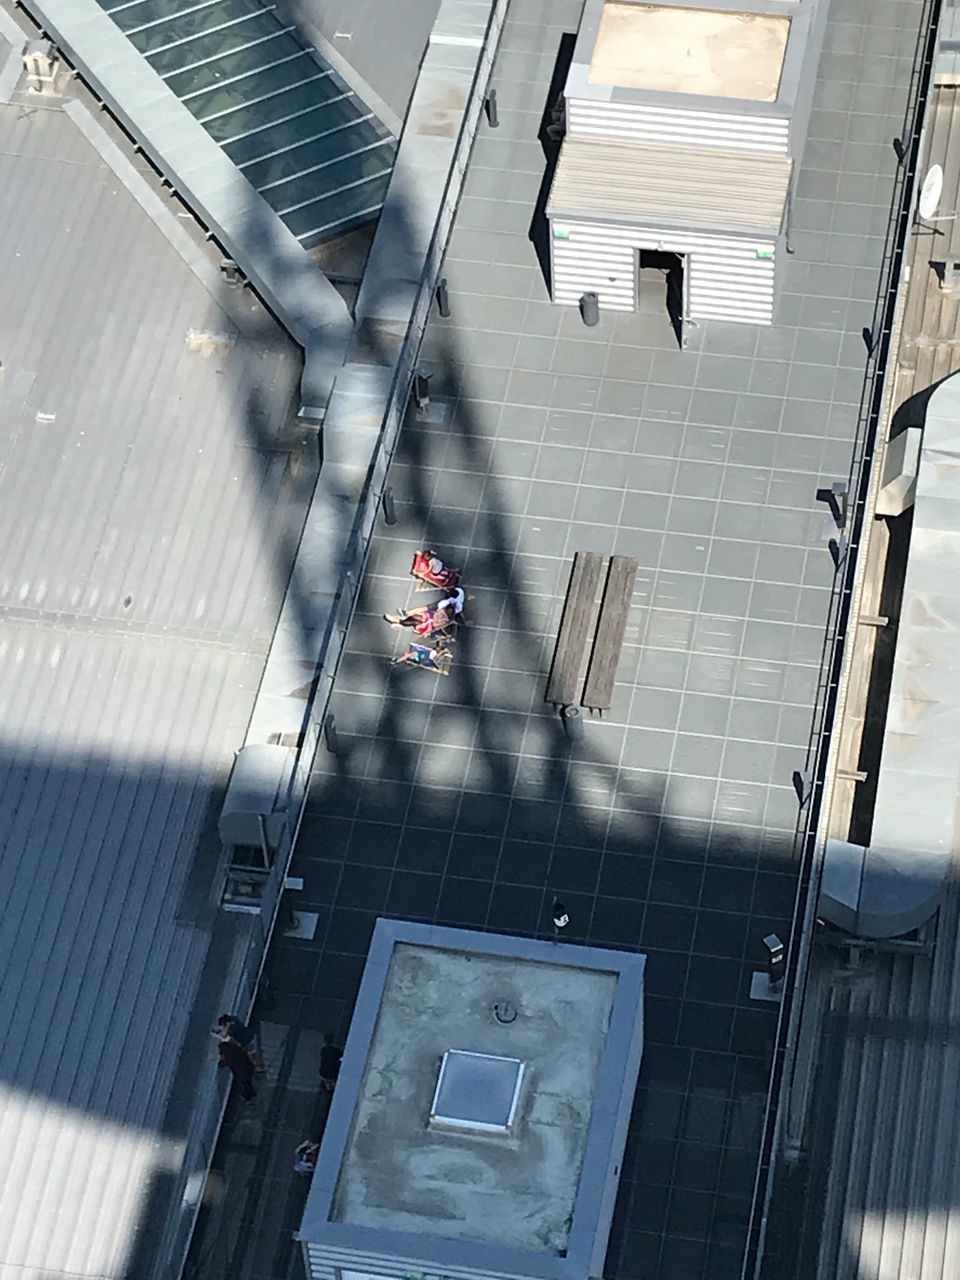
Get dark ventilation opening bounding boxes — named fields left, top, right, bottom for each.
left=637, top=249, right=684, bottom=346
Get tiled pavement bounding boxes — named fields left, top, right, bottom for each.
left=185, top=0, right=926, bottom=1277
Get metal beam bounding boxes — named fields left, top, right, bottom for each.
left=126, top=0, right=221, bottom=38
left=162, top=26, right=295, bottom=80
left=221, top=91, right=348, bottom=146
left=197, top=69, right=331, bottom=125
left=144, top=8, right=275, bottom=59
left=257, top=138, right=392, bottom=193
left=275, top=167, right=388, bottom=218
left=180, top=49, right=310, bottom=102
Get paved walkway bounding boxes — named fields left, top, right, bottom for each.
left=184, top=0, right=923, bottom=1274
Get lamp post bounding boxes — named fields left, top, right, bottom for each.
left=552, top=898, right=570, bottom=941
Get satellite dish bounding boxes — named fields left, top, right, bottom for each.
left=919, top=164, right=944, bottom=220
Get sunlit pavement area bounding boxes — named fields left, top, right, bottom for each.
left=185, top=0, right=922, bottom=1275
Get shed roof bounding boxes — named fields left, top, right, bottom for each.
left=588, top=3, right=791, bottom=102
left=546, top=137, right=791, bottom=234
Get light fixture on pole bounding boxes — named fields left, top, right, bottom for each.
left=552, top=898, right=569, bottom=939
left=750, top=932, right=786, bottom=1004
left=762, top=933, right=785, bottom=986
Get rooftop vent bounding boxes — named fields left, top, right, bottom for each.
left=429, top=1050, right=525, bottom=1135
left=22, top=41, right=60, bottom=95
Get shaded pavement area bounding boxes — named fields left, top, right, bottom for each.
left=184, top=0, right=922, bottom=1274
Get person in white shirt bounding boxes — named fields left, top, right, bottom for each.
left=438, top=587, right=465, bottom=616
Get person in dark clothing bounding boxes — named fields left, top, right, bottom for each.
left=216, top=1013, right=265, bottom=1071
left=318, top=1032, right=343, bottom=1093
left=218, top=1038, right=257, bottom=1102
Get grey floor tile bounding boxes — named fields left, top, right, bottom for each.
left=675, top=459, right=725, bottom=499
left=552, top=373, right=602, bottom=411
left=644, top=383, right=694, bottom=420
left=582, top=449, right=631, bottom=486
left=498, top=402, right=548, bottom=440
left=685, top=653, right=738, bottom=696
left=666, top=497, right=718, bottom=536
left=574, top=486, right=625, bottom=524
left=672, top=734, right=726, bottom=778
left=604, top=344, right=656, bottom=381
left=692, top=615, right=745, bottom=658
left=513, top=333, right=557, bottom=371
left=628, top=454, right=681, bottom=495
left=659, top=534, right=711, bottom=574
left=678, top=693, right=733, bottom=737
left=543, top=408, right=593, bottom=446
left=555, top=339, right=610, bottom=376
left=681, top=424, right=731, bottom=464
left=650, top=571, right=703, bottom=612
left=535, top=444, right=585, bottom=483
left=566, top=520, right=624, bottom=554
left=689, top=388, right=739, bottom=427
left=699, top=577, right=752, bottom=618
left=595, top=376, right=646, bottom=417
left=590, top=414, right=642, bottom=453
left=713, top=503, right=764, bottom=542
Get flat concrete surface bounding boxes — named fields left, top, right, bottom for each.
left=589, top=3, right=789, bottom=100
left=330, top=944, right=615, bottom=1252
left=186, top=0, right=926, bottom=1274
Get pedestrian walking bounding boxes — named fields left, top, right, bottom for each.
left=218, top=1037, right=257, bottom=1102
left=216, top=1013, right=266, bottom=1071
left=318, top=1032, right=343, bottom=1093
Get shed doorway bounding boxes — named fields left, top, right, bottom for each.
left=637, top=249, right=686, bottom=347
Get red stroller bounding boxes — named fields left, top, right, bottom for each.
left=411, top=549, right=461, bottom=592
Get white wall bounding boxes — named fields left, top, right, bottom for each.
left=550, top=220, right=777, bottom=325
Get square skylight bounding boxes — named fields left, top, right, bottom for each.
left=429, top=1050, right=525, bottom=1134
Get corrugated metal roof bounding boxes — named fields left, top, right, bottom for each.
left=546, top=137, right=791, bottom=234
left=0, top=88, right=306, bottom=1280
left=805, top=886, right=960, bottom=1280
left=795, top=81, right=960, bottom=1280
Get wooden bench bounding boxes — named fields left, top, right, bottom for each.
left=545, top=551, right=603, bottom=706
left=582, top=555, right=639, bottom=712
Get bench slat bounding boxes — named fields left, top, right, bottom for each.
left=545, top=551, right=604, bottom=706
left=582, top=555, right=639, bottom=711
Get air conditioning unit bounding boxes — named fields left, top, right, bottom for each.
left=22, top=40, right=60, bottom=95
left=221, top=867, right=269, bottom=913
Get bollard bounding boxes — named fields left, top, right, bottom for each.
left=763, top=934, right=785, bottom=986
left=485, top=89, right=499, bottom=128
left=413, top=368, right=431, bottom=411
left=830, top=480, right=849, bottom=530
left=437, top=276, right=451, bottom=318
left=551, top=898, right=570, bottom=941
left=579, top=291, right=600, bottom=327
left=561, top=705, right=584, bottom=742
left=323, top=714, right=341, bottom=755
left=382, top=486, right=397, bottom=526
